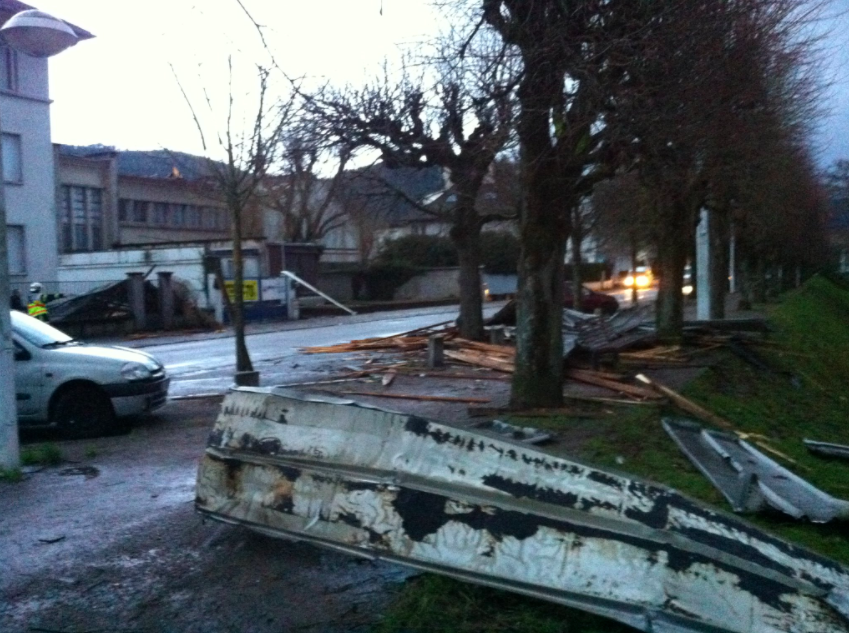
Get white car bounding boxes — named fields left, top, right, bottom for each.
left=12, top=310, right=170, bottom=438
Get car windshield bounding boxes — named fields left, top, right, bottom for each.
left=11, top=310, right=77, bottom=348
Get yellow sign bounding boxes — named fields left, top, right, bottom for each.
left=224, top=280, right=259, bottom=302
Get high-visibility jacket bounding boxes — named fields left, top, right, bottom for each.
left=28, top=299, right=48, bottom=321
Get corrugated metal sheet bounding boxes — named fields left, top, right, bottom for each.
left=805, top=439, right=849, bottom=461
left=664, top=419, right=849, bottom=522
left=196, top=389, right=849, bottom=633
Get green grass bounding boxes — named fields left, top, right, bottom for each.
left=20, top=443, right=63, bottom=467
left=375, top=575, right=633, bottom=633
left=374, top=274, right=849, bottom=633
left=0, top=468, right=22, bottom=483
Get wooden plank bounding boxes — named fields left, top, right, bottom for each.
left=635, top=374, right=734, bottom=429
left=338, top=390, right=491, bottom=404
left=444, top=349, right=515, bottom=373
left=566, top=369, right=661, bottom=400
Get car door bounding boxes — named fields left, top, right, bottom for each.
left=13, top=336, right=46, bottom=420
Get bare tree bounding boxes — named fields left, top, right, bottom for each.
left=264, top=118, right=352, bottom=244
left=482, top=0, right=632, bottom=407
left=306, top=33, right=517, bottom=340
left=175, top=60, right=293, bottom=376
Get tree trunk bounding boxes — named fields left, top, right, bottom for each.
left=451, top=210, right=485, bottom=341
left=655, top=200, right=690, bottom=342
left=630, top=242, right=639, bottom=306
left=753, top=258, right=767, bottom=303
left=709, top=207, right=729, bottom=319
left=571, top=228, right=583, bottom=312
left=510, top=117, right=570, bottom=408
left=231, top=205, right=254, bottom=373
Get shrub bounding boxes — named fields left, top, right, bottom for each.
left=376, top=235, right=457, bottom=268
left=480, top=231, right=520, bottom=274
left=361, top=262, right=420, bottom=300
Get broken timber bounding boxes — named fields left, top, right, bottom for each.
left=197, top=388, right=849, bottom=633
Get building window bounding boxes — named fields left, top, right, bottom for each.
left=186, top=205, right=201, bottom=228
left=72, top=186, right=87, bottom=250
left=89, top=189, right=103, bottom=250
left=169, top=203, right=186, bottom=227
left=60, top=185, right=105, bottom=252
left=2, top=133, right=22, bottom=184
left=152, top=202, right=169, bottom=225
left=118, top=198, right=130, bottom=222
left=217, top=209, right=229, bottom=230
left=0, top=46, right=18, bottom=92
left=6, top=225, right=25, bottom=274
left=132, top=200, right=149, bottom=223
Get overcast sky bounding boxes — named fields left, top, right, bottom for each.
left=31, top=0, right=849, bottom=170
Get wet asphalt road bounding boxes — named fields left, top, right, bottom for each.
left=132, top=304, right=502, bottom=398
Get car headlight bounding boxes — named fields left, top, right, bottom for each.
left=636, top=274, right=650, bottom=287
left=121, top=361, right=153, bottom=381
left=624, top=275, right=635, bottom=287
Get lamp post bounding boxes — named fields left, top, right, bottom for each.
left=0, top=10, right=79, bottom=470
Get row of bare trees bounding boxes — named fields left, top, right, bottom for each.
left=180, top=0, right=830, bottom=406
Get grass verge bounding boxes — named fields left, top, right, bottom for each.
left=373, top=275, right=849, bottom=633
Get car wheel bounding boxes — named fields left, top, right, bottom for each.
left=53, top=386, right=116, bottom=440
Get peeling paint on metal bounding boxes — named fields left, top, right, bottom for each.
left=196, top=388, right=849, bottom=633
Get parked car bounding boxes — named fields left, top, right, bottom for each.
left=564, top=284, right=619, bottom=315
left=12, top=310, right=170, bottom=438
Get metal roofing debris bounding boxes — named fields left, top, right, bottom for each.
left=663, top=419, right=849, bottom=522
left=804, top=440, right=849, bottom=461
left=196, top=388, right=849, bottom=633
left=472, top=419, right=551, bottom=444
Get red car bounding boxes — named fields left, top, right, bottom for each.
left=564, top=284, right=619, bottom=315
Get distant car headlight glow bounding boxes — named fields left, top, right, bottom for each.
left=682, top=284, right=694, bottom=296
left=635, top=274, right=650, bottom=288
left=624, top=275, right=635, bottom=287
left=121, top=361, right=153, bottom=381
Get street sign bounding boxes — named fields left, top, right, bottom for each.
left=224, top=280, right=259, bottom=302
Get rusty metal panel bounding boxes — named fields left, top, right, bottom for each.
left=197, top=389, right=849, bottom=633
left=664, top=419, right=849, bottom=522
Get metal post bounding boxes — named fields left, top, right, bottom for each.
left=696, top=209, right=711, bottom=320
left=126, top=272, right=146, bottom=330
left=157, top=271, right=174, bottom=330
left=0, top=135, right=20, bottom=470
left=427, top=334, right=445, bottom=369
left=728, top=230, right=736, bottom=294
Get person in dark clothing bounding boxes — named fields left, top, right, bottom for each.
left=10, top=289, right=25, bottom=312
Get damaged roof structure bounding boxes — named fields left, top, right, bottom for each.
left=196, top=388, right=849, bottom=633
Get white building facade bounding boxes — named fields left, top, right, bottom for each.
left=1, top=0, right=92, bottom=293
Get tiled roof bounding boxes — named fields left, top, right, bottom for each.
left=57, top=145, right=212, bottom=180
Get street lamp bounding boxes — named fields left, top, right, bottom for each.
left=0, top=9, right=79, bottom=470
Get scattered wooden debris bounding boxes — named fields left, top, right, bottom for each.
left=337, top=390, right=491, bottom=404
left=635, top=373, right=734, bottom=430
left=381, top=372, right=396, bottom=387
left=566, top=368, right=661, bottom=401
left=444, top=349, right=514, bottom=373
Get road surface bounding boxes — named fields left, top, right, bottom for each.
left=138, top=305, right=500, bottom=398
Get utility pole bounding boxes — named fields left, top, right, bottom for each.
left=0, top=9, right=80, bottom=470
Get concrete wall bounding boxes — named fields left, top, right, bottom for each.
left=394, top=267, right=461, bottom=301
left=58, top=246, right=210, bottom=306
